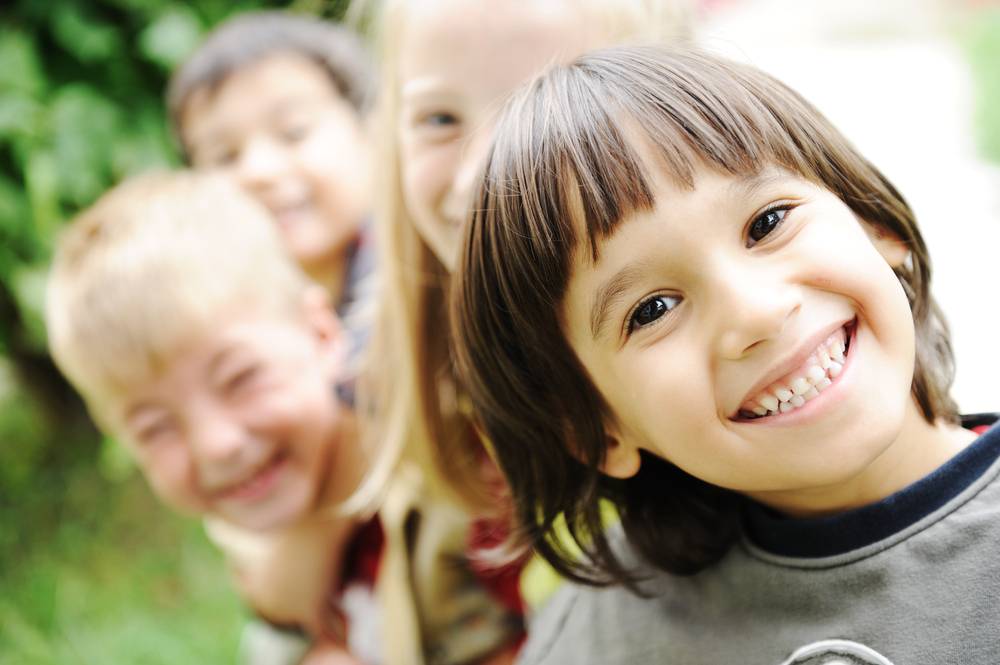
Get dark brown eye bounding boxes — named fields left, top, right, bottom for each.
left=747, top=207, right=789, bottom=246
left=628, top=295, right=681, bottom=333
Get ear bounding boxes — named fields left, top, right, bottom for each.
left=600, top=431, right=642, bottom=479
left=299, top=286, right=344, bottom=375
left=865, top=224, right=910, bottom=269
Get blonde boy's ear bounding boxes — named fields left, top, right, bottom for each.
left=866, top=224, right=910, bottom=268
left=600, top=432, right=642, bottom=479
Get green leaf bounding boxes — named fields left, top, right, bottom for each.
left=0, top=28, right=45, bottom=97
left=50, top=2, right=123, bottom=64
left=11, top=263, right=50, bottom=352
left=50, top=85, right=121, bottom=207
left=139, top=6, right=204, bottom=70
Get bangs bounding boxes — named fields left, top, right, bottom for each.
left=484, top=46, right=838, bottom=271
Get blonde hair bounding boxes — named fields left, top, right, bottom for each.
left=351, top=0, right=694, bottom=511
left=47, top=170, right=311, bottom=427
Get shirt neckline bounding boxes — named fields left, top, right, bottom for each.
left=742, top=414, right=1000, bottom=559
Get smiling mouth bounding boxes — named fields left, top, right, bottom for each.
left=735, top=319, right=856, bottom=421
left=214, top=451, right=288, bottom=502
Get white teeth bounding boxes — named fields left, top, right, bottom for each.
left=759, top=394, right=779, bottom=411
left=775, top=387, right=793, bottom=402
left=814, top=377, right=832, bottom=391
left=818, top=350, right=832, bottom=369
left=831, top=342, right=845, bottom=362
left=790, top=395, right=805, bottom=407
left=806, top=365, right=826, bottom=383
left=753, top=405, right=768, bottom=416
left=779, top=401, right=793, bottom=413
left=802, top=387, right=819, bottom=401
left=791, top=378, right=812, bottom=396
left=828, top=361, right=843, bottom=378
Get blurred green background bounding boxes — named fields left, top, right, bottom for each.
left=0, top=0, right=348, bottom=662
left=0, top=0, right=997, bottom=663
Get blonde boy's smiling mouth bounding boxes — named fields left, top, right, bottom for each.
left=731, top=318, right=857, bottom=422
left=212, top=450, right=289, bottom=503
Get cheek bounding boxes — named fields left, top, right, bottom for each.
left=400, top=141, right=456, bottom=220
left=138, top=449, right=202, bottom=513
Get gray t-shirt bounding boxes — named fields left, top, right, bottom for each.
left=520, top=417, right=1000, bottom=665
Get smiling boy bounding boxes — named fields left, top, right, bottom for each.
left=453, top=47, right=999, bottom=663
left=167, top=11, right=374, bottom=328
left=47, top=172, right=376, bottom=663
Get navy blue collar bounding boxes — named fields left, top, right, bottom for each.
left=743, top=414, right=1000, bottom=558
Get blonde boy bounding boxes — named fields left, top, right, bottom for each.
left=47, top=171, right=374, bottom=662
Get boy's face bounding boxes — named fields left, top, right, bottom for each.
left=396, top=0, right=591, bottom=269
left=182, top=53, right=372, bottom=277
left=110, top=300, right=355, bottom=530
left=563, top=163, right=922, bottom=514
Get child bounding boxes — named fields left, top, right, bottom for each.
left=359, top=0, right=691, bottom=590
left=167, top=11, right=374, bottom=349
left=452, top=46, right=999, bottom=663
left=46, top=171, right=380, bottom=663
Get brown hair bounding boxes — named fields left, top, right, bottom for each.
left=167, top=10, right=374, bottom=161
left=452, top=46, right=958, bottom=585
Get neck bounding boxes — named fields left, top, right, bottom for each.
left=752, top=400, right=976, bottom=518
left=304, top=247, right=351, bottom=307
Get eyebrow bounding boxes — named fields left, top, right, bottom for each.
left=589, top=264, right=650, bottom=341
left=728, top=169, right=788, bottom=201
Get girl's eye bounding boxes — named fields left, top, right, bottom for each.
left=628, top=295, right=681, bottom=334
left=746, top=206, right=790, bottom=247
left=420, top=111, right=460, bottom=129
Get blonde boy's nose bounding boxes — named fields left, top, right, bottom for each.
left=188, top=411, right=247, bottom=467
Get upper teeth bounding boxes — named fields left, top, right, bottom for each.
left=741, top=329, right=847, bottom=418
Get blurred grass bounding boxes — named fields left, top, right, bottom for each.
left=962, top=6, right=1000, bottom=163
left=0, top=460, right=246, bottom=664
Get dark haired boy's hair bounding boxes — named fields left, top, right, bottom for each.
left=451, top=46, right=959, bottom=588
left=167, top=10, right=374, bottom=161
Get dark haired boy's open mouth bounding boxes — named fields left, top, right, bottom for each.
left=734, top=318, right=857, bottom=422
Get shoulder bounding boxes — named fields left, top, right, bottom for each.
left=517, top=574, right=677, bottom=665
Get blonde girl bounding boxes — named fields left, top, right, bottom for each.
left=359, top=0, right=693, bottom=515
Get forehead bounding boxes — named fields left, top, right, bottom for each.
left=181, top=51, right=343, bottom=144
left=398, top=0, right=593, bottom=105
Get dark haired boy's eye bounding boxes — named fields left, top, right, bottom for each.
left=746, top=206, right=790, bottom=247
left=628, top=295, right=681, bottom=334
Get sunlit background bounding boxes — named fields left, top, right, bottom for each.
left=1, top=0, right=996, bottom=662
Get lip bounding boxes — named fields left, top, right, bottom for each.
left=730, top=318, right=855, bottom=420
left=732, top=320, right=858, bottom=426
left=212, top=451, right=288, bottom=503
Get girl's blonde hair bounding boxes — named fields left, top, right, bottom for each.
left=349, top=0, right=694, bottom=512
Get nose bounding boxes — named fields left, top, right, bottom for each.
left=233, top=135, right=289, bottom=192
left=187, top=406, right=248, bottom=475
left=447, top=123, right=494, bottom=222
left=709, top=260, right=800, bottom=360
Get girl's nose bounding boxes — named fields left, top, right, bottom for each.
left=711, top=263, right=801, bottom=360
left=447, top=124, right=494, bottom=221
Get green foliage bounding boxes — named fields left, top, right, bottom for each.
left=0, top=0, right=357, bottom=661
left=963, top=8, right=1000, bottom=164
